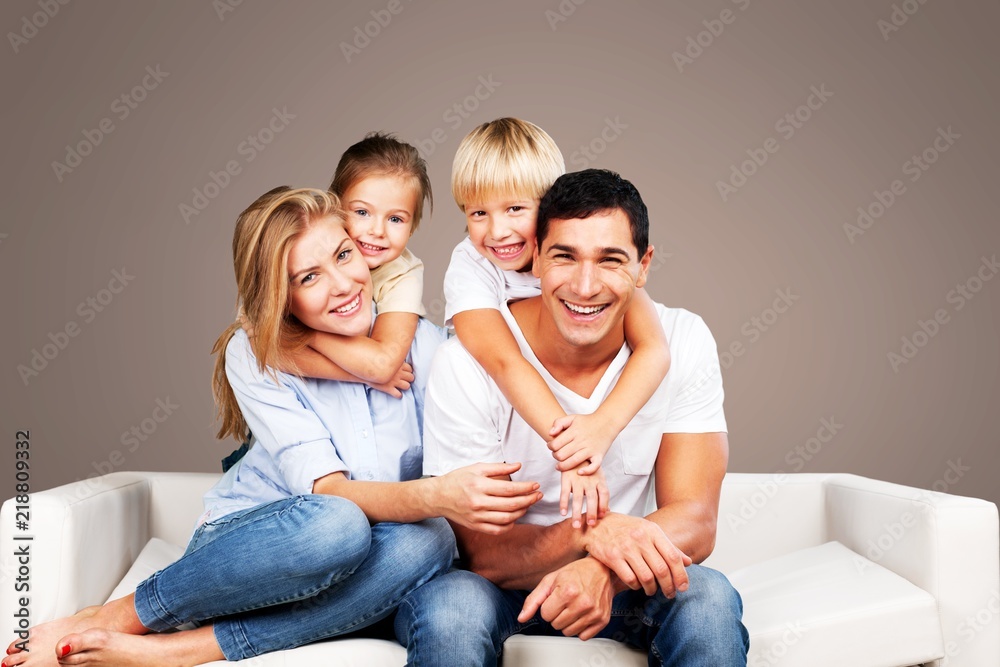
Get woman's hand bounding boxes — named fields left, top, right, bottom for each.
left=432, top=462, right=543, bottom=534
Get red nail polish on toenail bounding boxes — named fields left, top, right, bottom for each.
left=60, top=644, right=71, bottom=657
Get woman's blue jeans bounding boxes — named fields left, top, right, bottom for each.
left=132, top=494, right=455, bottom=660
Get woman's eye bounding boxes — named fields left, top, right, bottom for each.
left=300, top=273, right=317, bottom=285
left=354, top=209, right=369, bottom=217
left=337, top=249, right=352, bottom=262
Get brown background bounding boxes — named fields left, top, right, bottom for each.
left=2, top=1, right=997, bottom=509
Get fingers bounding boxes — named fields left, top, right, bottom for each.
left=554, top=448, right=590, bottom=470
left=549, top=415, right=575, bottom=439
left=519, top=574, right=555, bottom=623
left=473, top=461, right=522, bottom=478
left=571, top=480, right=585, bottom=529
left=597, top=477, right=610, bottom=519
left=559, top=471, right=572, bottom=519
left=648, top=533, right=690, bottom=597
left=576, top=452, right=603, bottom=475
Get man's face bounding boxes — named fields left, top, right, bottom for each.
left=533, top=209, right=652, bottom=348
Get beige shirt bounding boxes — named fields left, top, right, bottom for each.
left=370, top=248, right=426, bottom=316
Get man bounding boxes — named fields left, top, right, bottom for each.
left=396, top=169, right=748, bottom=666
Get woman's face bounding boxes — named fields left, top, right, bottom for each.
left=286, top=216, right=373, bottom=337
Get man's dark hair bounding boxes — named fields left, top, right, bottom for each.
left=536, top=169, right=649, bottom=255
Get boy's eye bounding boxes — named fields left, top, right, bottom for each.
left=509, top=206, right=523, bottom=213
left=469, top=210, right=486, bottom=218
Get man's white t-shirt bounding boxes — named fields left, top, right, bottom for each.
left=422, top=300, right=727, bottom=525
left=443, top=237, right=541, bottom=327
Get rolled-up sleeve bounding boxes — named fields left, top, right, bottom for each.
left=225, top=332, right=349, bottom=494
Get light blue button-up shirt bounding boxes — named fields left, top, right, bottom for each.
left=200, top=315, right=447, bottom=524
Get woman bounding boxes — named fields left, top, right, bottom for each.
left=5, top=187, right=542, bottom=667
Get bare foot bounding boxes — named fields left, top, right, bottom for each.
left=3, top=607, right=101, bottom=666
left=52, top=627, right=223, bottom=667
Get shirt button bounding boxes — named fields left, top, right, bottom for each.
left=362, top=429, right=369, bottom=438
left=366, top=472, right=375, bottom=480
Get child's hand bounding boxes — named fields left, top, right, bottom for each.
left=548, top=413, right=618, bottom=475
left=367, top=362, right=414, bottom=398
left=560, top=464, right=610, bottom=529
left=237, top=308, right=254, bottom=338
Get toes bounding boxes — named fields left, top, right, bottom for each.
left=56, top=629, right=111, bottom=664
left=2, top=649, right=29, bottom=666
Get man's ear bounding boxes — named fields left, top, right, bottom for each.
left=531, top=241, right=541, bottom=279
left=635, top=244, right=654, bottom=288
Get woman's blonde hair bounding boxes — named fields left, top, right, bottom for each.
left=451, top=118, right=565, bottom=212
left=211, top=186, right=345, bottom=442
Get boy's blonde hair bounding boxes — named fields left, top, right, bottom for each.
left=451, top=118, right=565, bottom=211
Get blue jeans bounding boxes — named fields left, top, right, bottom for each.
left=395, top=564, right=749, bottom=666
left=133, top=494, right=455, bottom=660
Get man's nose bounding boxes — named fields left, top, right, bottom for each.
left=571, top=262, right=601, bottom=298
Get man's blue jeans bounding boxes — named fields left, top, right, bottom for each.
left=395, top=565, right=749, bottom=666
left=132, top=494, right=455, bottom=660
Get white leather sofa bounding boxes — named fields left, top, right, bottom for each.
left=2, top=471, right=997, bottom=666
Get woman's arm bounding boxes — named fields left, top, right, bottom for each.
left=312, top=462, right=544, bottom=533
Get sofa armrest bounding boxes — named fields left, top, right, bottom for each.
left=0, top=472, right=155, bottom=625
left=824, top=474, right=1000, bottom=667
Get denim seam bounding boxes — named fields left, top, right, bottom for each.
left=141, top=573, right=186, bottom=630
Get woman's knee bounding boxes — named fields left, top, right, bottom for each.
left=288, top=495, right=372, bottom=569
left=377, top=518, right=457, bottom=579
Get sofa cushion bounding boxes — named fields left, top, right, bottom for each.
left=105, top=537, right=185, bottom=604
left=729, top=541, right=944, bottom=667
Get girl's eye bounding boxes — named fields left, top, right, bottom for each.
left=390, top=215, right=405, bottom=224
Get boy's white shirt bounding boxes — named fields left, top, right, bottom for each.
left=443, top=237, right=541, bottom=327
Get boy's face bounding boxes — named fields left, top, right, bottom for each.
left=464, top=196, right=539, bottom=272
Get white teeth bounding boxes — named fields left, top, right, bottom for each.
left=333, top=294, right=360, bottom=313
left=563, top=301, right=606, bottom=315
left=360, top=242, right=385, bottom=252
left=492, top=244, right=523, bottom=257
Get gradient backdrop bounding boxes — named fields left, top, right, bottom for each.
left=2, top=2, right=998, bottom=515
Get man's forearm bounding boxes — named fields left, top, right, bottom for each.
left=454, top=518, right=586, bottom=590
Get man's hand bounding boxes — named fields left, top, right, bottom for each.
left=433, top=462, right=543, bottom=535
left=366, top=362, right=414, bottom=398
left=560, top=465, right=610, bottom=528
left=518, top=557, right=615, bottom=640
left=548, top=413, right=617, bottom=474
left=582, top=513, right=692, bottom=597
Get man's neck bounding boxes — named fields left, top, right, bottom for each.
left=509, top=297, right=625, bottom=399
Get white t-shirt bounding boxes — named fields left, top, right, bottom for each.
left=422, top=300, right=727, bottom=525
left=443, top=237, right=541, bottom=327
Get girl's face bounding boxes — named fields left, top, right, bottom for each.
left=286, top=216, right=373, bottom=337
left=341, top=173, right=420, bottom=270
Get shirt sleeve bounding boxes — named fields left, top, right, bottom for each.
left=372, top=250, right=427, bottom=316
left=421, top=338, right=506, bottom=476
left=662, top=314, right=728, bottom=434
left=225, top=332, right=350, bottom=494
left=443, top=239, right=505, bottom=327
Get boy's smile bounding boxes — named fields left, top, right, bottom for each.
left=465, top=197, right=539, bottom=272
